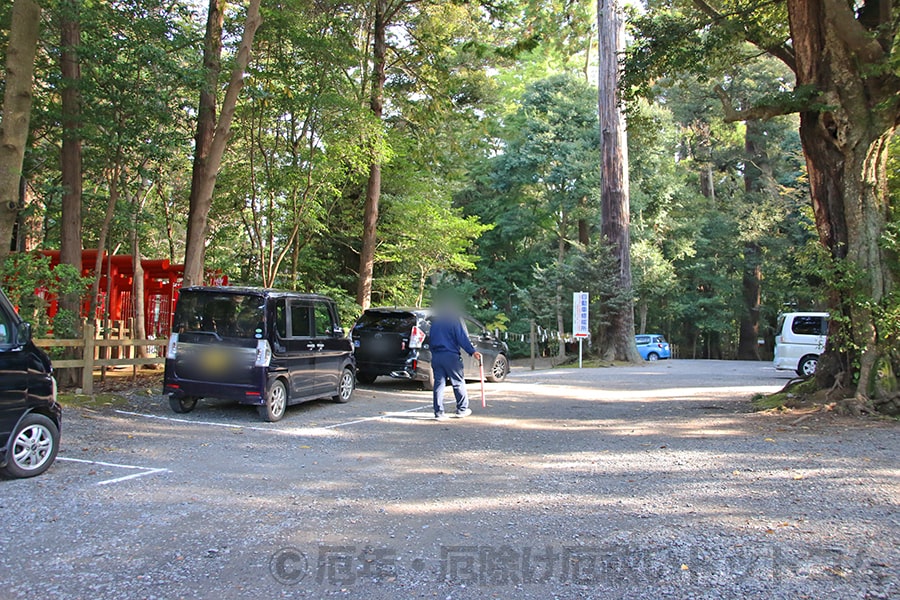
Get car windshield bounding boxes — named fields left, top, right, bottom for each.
left=173, top=291, right=265, bottom=340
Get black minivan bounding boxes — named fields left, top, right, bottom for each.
left=0, top=288, right=60, bottom=478
left=164, top=287, right=355, bottom=422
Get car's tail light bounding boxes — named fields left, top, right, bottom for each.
left=255, top=339, right=272, bottom=367
left=166, top=334, right=179, bottom=359
left=409, top=326, right=426, bottom=349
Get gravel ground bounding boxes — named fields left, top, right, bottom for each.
left=1, top=359, right=897, bottom=599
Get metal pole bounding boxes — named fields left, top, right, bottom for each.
left=579, top=338, right=583, bottom=368
left=530, top=319, right=536, bottom=371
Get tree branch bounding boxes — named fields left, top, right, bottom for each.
left=713, top=84, right=799, bottom=122
left=692, top=0, right=797, bottom=72
left=823, top=0, right=885, bottom=63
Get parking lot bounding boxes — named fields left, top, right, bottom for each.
left=2, top=360, right=897, bottom=599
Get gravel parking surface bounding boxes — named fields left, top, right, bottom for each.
left=1, top=360, right=897, bottom=599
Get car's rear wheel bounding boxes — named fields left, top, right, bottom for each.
left=422, top=367, right=435, bottom=391
left=797, top=355, right=818, bottom=377
left=258, top=379, right=287, bottom=422
left=169, top=396, right=198, bottom=414
left=1, top=414, right=59, bottom=478
left=333, top=368, right=355, bottom=403
left=647, top=352, right=659, bottom=362
left=356, top=372, right=377, bottom=385
left=487, top=354, right=509, bottom=382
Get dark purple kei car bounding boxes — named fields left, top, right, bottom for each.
left=163, top=287, right=355, bottom=422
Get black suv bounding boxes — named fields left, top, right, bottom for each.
left=0, top=288, right=60, bottom=478
left=351, top=307, right=509, bottom=389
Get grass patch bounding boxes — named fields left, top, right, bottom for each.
left=58, top=392, right=129, bottom=409
left=751, top=378, right=819, bottom=411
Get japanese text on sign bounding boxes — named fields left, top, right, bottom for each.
left=573, top=292, right=589, bottom=338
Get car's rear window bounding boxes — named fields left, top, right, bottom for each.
left=353, top=311, right=418, bottom=334
left=173, top=291, right=265, bottom=340
left=791, top=316, right=826, bottom=336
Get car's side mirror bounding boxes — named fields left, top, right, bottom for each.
left=333, top=326, right=345, bottom=337
left=17, top=321, right=32, bottom=346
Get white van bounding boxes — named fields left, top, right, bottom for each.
left=773, top=312, right=829, bottom=376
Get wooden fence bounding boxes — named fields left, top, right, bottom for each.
left=33, top=323, right=168, bottom=395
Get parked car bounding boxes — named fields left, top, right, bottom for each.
left=773, top=312, right=829, bottom=377
left=635, top=334, right=671, bottom=361
left=164, top=287, right=355, bottom=422
left=351, top=307, right=510, bottom=389
left=0, top=288, right=60, bottom=478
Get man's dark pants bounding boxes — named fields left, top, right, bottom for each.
left=431, top=351, right=469, bottom=416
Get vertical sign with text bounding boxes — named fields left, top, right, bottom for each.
left=573, top=292, right=589, bottom=338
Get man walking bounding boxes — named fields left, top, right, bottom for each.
left=429, top=306, right=482, bottom=421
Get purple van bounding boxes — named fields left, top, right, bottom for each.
left=163, top=287, right=355, bottom=422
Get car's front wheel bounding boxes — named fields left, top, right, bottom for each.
left=258, top=379, right=287, bottom=422
left=1, top=413, right=59, bottom=478
left=647, top=352, right=659, bottom=362
left=169, top=396, right=198, bottom=414
left=333, top=368, right=355, bottom=403
left=487, top=354, right=509, bottom=382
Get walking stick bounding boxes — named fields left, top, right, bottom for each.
left=479, top=356, right=486, bottom=408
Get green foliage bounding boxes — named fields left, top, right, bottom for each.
left=625, top=1, right=792, bottom=100
left=2, top=0, right=866, bottom=370
left=1, top=253, right=90, bottom=336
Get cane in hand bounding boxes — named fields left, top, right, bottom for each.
left=478, top=355, right=486, bottom=408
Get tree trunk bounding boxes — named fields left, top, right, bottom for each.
left=737, top=258, right=762, bottom=359
left=737, top=119, right=770, bottom=360
left=88, top=161, right=121, bottom=320
left=416, top=266, right=426, bottom=308
left=356, top=0, right=387, bottom=310
left=131, top=192, right=147, bottom=360
left=786, top=1, right=899, bottom=406
left=556, top=216, right=567, bottom=359
left=181, top=0, right=224, bottom=287
left=695, top=122, right=716, bottom=200
left=597, top=0, right=641, bottom=363
left=0, top=0, right=41, bottom=264
left=638, top=300, right=648, bottom=335
left=60, top=1, right=83, bottom=276
left=56, top=0, right=84, bottom=386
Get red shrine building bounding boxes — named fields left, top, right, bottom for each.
left=40, top=250, right=227, bottom=337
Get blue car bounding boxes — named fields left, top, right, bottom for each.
left=635, top=334, right=671, bottom=361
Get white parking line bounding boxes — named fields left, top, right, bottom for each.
left=115, top=410, right=287, bottom=432
left=57, top=456, right=170, bottom=485
left=114, top=405, right=431, bottom=434
left=321, top=405, right=429, bottom=429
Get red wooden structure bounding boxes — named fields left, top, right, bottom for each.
left=40, top=250, right=227, bottom=337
